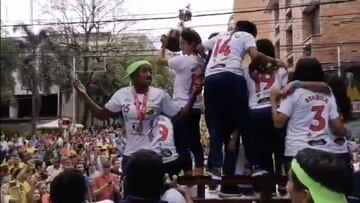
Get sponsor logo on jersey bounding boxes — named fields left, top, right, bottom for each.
left=308, top=139, right=327, bottom=146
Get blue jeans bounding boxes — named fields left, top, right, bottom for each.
left=204, top=72, right=249, bottom=176
left=174, top=110, right=204, bottom=172
left=243, top=107, right=285, bottom=174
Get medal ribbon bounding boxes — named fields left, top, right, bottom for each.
left=132, top=89, right=149, bottom=122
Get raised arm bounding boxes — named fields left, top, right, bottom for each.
left=280, top=81, right=331, bottom=97
left=73, top=80, right=117, bottom=120
left=158, top=35, right=169, bottom=66
left=248, top=47, right=286, bottom=69
left=195, top=44, right=207, bottom=59
left=270, top=89, right=290, bottom=128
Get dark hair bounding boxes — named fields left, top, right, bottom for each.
left=249, top=38, right=275, bottom=73
left=292, top=58, right=325, bottom=82
left=256, top=39, right=275, bottom=58
left=235, top=21, right=257, bottom=37
left=50, top=169, right=87, bottom=203
left=125, top=150, right=164, bottom=199
left=291, top=148, right=352, bottom=194
left=327, top=76, right=352, bottom=121
left=102, top=160, right=111, bottom=169
left=181, top=28, right=202, bottom=46
left=208, top=32, right=219, bottom=40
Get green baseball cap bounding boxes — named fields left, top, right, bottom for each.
left=123, top=60, right=152, bottom=79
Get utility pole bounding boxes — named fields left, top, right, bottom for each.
left=72, top=57, right=76, bottom=123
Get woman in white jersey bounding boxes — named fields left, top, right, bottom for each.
left=197, top=21, right=286, bottom=197
left=73, top=60, right=202, bottom=175
left=243, top=39, right=287, bottom=176
left=270, top=57, right=346, bottom=170
left=158, top=28, right=205, bottom=176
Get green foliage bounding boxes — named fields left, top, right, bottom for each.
left=0, top=38, right=20, bottom=104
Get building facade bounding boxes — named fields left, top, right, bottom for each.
left=264, top=0, right=360, bottom=69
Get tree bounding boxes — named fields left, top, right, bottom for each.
left=0, top=37, right=20, bottom=104
left=14, top=25, right=72, bottom=134
left=43, top=0, right=138, bottom=125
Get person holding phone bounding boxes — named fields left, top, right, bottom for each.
left=92, top=160, right=120, bottom=202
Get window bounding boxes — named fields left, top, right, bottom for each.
left=303, top=5, right=320, bottom=36
left=287, top=56, right=294, bottom=68
left=286, top=26, right=293, bottom=54
left=0, top=104, right=9, bottom=118
left=274, top=4, right=279, bottom=22
left=310, top=6, right=320, bottom=34
left=285, top=0, right=291, bottom=7
left=303, top=43, right=312, bottom=57
left=275, top=40, right=280, bottom=58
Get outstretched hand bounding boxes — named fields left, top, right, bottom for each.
left=279, top=82, right=296, bottom=98
left=73, top=80, right=87, bottom=97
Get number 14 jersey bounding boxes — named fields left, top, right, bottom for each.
left=203, top=31, right=256, bottom=77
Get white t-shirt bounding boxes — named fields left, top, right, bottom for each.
left=168, top=55, right=205, bottom=108
left=245, top=68, right=288, bottom=109
left=277, top=88, right=340, bottom=156
left=105, top=87, right=181, bottom=156
left=0, top=140, right=9, bottom=151
left=161, top=188, right=187, bottom=203
left=158, top=116, right=178, bottom=163
left=202, top=31, right=256, bottom=77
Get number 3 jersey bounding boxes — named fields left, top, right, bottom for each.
left=245, top=68, right=288, bottom=109
left=202, top=31, right=256, bottom=78
left=277, top=88, right=340, bottom=156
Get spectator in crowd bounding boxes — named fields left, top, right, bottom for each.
left=46, top=159, right=63, bottom=181
left=110, top=158, right=122, bottom=177
left=89, top=161, right=101, bottom=179
left=124, top=150, right=192, bottom=203
left=92, top=160, right=121, bottom=202
left=50, top=169, right=88, bottom=203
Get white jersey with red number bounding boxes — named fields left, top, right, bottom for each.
left=158, top=115, right=178, bottom=163
left=277, top=88, right=340, bottom=156
left=202, top=31, right=256, bottom=78
left=245, top=68, right=288, bottom=109
left=105, top=87, right=181, bottom=156
left=168, top=55, right=205, bottom=108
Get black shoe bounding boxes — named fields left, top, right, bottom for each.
left=219, top=186, right=242, bottom=198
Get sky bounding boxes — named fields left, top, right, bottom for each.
left=0, top=0, right=233, bottom=47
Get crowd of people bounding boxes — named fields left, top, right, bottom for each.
left=1, top=19, right=360, bottom=203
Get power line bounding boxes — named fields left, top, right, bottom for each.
left=0, top=0, right=355, bottom=28
left=2, top=42, right=359, bottom=56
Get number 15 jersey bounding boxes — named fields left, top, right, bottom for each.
left=277, top=88, right=340, bottom=156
